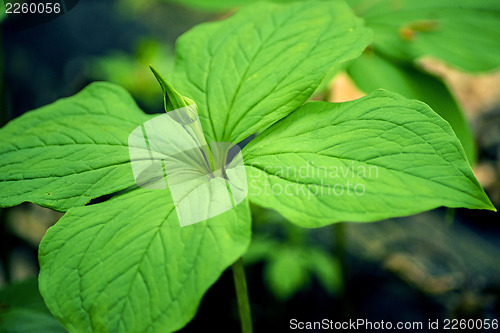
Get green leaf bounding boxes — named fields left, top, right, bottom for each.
left=347, top=51, right=476, bottom=163
left=0, top=309, right=67, bottom=333
left=0, top=82, right=153, bottom=211
left=244, top=90, right=495, bottom=228
left=38, top=189, right=251, bottom=333
left=173, top=0, right=372, bottom=144
left=348, top=0, right=500, bottom=72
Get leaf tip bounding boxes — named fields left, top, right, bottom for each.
left=149, top=65, right=195, bottom=112
left=149, top=64, right=168, bottom=93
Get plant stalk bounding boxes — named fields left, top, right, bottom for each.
left=231, top=257, right=253, bottom=333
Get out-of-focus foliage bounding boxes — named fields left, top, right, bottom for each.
left=245, top=206, right=342, bottom=300
left=348, top=51, right=476, bottom=163
left=347, top=0, right=500, bottom=73
left=0, top=309, right=66, bottom=333
left=0, top=83, right=154, bottom=211
left=246, top=237, right=342, bottom=300
left=0, top=279, right=47, bottom=312
left=0, top=279, right=66, bottom=333
left=90, top=39, right=175, bottom=111
left=164, top=0, right=291, bottom=12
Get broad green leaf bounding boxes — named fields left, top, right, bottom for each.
left=39, top=189, right=251, bottom=333
left=0, top=82, right=153, bottom=211
left=244, top=90, right=495, bottom=228
left=243, top=236, right=279, bottom=264
left=0, top=309, right=67, bottom=333
left=244, top=235, right=342, bottom=298
left=0, top=2, right=6, bottom=22
left=347, top=51, right=476, bottom=163
left=263, top=246, right=342, bottom=300
left=347, top=0, right=500, bottom=72
left=173, top=0, right=372, bottom=144
left=0, top=271, right=65, bottom=332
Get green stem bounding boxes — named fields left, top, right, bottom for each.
left=231, top=257, right=253, bottom=333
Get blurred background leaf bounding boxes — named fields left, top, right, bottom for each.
left=0, top=308, right=66, bottom=333
left=347, top=0, right=500, bottom=73
left=266, top=247, right=309, bottom=300
left=0, top=279, right=67, bottom=332
left=347, top=50, right=476, bottom=163
left=90, top=38, right=175, bottom=110
left=245, top=205, right=342, bottom=301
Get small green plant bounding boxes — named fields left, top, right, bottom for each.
left=0, top=1, right=496, bottom=332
